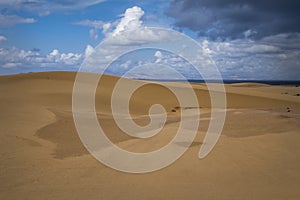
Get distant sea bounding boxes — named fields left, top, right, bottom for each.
left=135, top=79, right=300, bottom=86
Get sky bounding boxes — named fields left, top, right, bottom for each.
left=0, top=0, right=299, bottom=80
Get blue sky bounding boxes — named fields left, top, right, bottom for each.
left=0, top=0, right=299, bottom=80
left=1, top=0, right=169, bottom=53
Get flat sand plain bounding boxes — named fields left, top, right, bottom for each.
left=0, top=72, right=299, bottom=199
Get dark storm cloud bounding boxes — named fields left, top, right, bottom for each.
left=166, top=0, right=300, bottom=39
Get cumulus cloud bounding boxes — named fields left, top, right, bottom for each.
left=120, top=60, right=132, bottom=69
left=2, top=62, right=22, bottom=69
left=0, top=47, right=86, bottom=72
left=89, top=29, right=98, bottom=40
left=166, top=0, right=300, bottom=39
left=102, top=23, right=112, bottom=35
left=106, top=33, right=300, bottom=80
left=0, top=44, right=99, bottom=73
left=104, top=6, right=171, bottom=45
left=85, top=45, right=95, bottom=57
left=261, top=33, right=300, bottom=49
left=73, top=19, right=113, bottom=40
left=154, top=51, right=162, bottom=63
left=201, top=36, right=300, bottom=80
left=112, top=6, right=144, bottom=36
left=0, top=14, right=36, bottom=27
left=169, top=2, right=300, bottom=80
left=0, top=35, right=7, bottom=41
left=1, top=4, right=297, bottom=80
left=74, top=6, right=173, bottom=45
left=77, top=6, right=180, bottom=75
left=50, top=49, right=59, bottom=57
left=75, top=6, right=299, bottom=80
left=243, top=29, right=257, bottom=39
left=243, top=44, right=280, bottom=54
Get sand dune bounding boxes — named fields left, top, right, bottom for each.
left=1, top=72, right=300, bottom=199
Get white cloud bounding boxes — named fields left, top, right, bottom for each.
left=102, top=23, right=112, bottom=35
left=89, top=28, right=98, bottom=40
left=243, top=44, right=279, bottom=53
left=73, top=20, right=113, bottom=40
left=47, top=49, right=82, bottom=65
left=60, top=53, right=82, bottom=65
left=110, top=35, right=297, bottom=80
left=104, top=6, right=171, bottom=45
left=261, top=33, right=300, bottom=49
left=1, top=4, right=297, bottom=80
left=2, top=62, right=21, bottom=69
left=154, top=51, right=162, bottom=58
left=202, top=39, right=212, bottom=55
left=199, top=37, right=300, bottom=80
left=75, top=8, right=300, bottom=80
left=74, top=6, right=173, bottom=45
left=243, top=29, right=257, bottom=39
left=154, top=51, right=162, bottom=63
left=50, top=49, right=59, bottom=57
left=73, top=20, right=104, bottom=28
left=76, top=6, right=180, bottom=76
left=112, top=6, right=144, bottom=36
left=0, top=35, right=7, bottom=41
left=0, top=47, right=84, bottom=70
left=120, top=60, right=132, bottom=69
left=0, top=14, right=36, bottom=27
left=85, top=45, right=95, bottom=57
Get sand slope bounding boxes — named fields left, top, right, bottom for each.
left=0, top=72, right=300, bottom=199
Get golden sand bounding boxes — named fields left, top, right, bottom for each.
left=0, top=72, right=299, bottom=199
